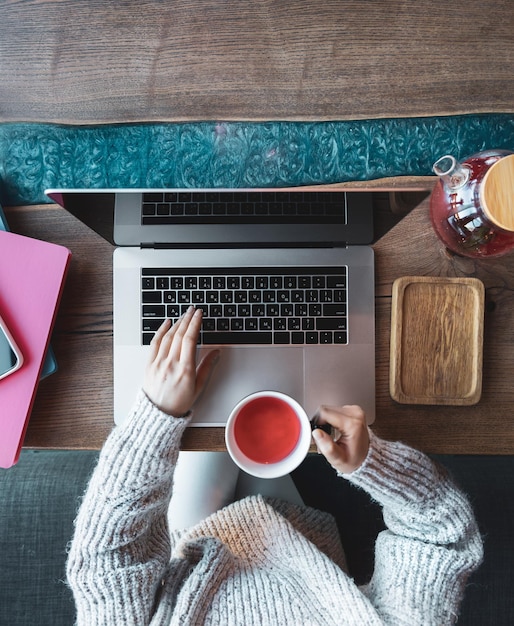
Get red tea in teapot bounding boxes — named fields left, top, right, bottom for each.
left=430, top=150, right=514, bottom=258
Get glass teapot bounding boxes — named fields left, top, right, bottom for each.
left=430, top=149, right=514, bottom=257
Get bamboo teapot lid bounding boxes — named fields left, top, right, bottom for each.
left=481, top=154, right=514, bottom=232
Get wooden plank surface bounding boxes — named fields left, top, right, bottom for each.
left=1, top=0, right=512, bottom=123
left=373, top=196, right=514, bottom=454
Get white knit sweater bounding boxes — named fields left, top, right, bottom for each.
left=67, top=392, right=483, bottom=625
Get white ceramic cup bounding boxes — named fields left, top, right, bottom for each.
left=225, top=390, right=312, bottom=479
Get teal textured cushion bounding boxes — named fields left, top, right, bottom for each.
left=1, top=114, right=514, bottom=205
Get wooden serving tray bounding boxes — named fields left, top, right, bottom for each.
left=390, top=276, right=484, bottom=405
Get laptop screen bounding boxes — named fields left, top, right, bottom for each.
left=45, top=188, right=373, bottom=247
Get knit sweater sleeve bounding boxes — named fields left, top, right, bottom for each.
left=342, top=431, right=483, bottom=626
left=66, top=391, right=189, bottom=626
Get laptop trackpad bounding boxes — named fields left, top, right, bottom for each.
left=191, top=347, right=305, bottom=426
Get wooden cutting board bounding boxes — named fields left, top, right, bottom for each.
left=390, top=276, right=484, bottom=405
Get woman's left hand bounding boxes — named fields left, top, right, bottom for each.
left=311, top=404, right=369, bottom=474
left=143, top=306, right=220, bottom=416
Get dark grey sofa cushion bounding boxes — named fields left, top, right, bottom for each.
left=0, top=450, right=98, bottom=626
left=433, top=455, right=514, bottom=626
left=293, top=453, right=514, bottom=626
left=1, top=449, right=513, bottom=625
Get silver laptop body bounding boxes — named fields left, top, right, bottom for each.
left=47, top=188, right=375, bottom=426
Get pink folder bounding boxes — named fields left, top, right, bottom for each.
left=0, top=230, right=71, bottom=468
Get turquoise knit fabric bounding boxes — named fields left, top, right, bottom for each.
left=1, top=114, right=513, bottom=206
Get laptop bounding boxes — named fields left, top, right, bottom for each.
left=46, top=188, right=375, bottom=426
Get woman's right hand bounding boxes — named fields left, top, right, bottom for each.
left=143, top=307, right=220, bottom=417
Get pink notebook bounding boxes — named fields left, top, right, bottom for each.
left=0, top=230, right=71, bottom=468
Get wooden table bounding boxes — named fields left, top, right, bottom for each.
left=7, top=188, right=514, bottom=456
left=2, top=1, right=512, bottom=454
left=1, top=0, right=512, bottom=123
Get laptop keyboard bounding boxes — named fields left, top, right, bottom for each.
left=141, top=191, right=346, bottom=224
left=141, top=267, right=348, bottom=346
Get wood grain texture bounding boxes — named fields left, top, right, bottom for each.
left=0, top=0, right=512, bottom=123
left=8, top=188, right=514, bottom=455
left=374, top=194, right=514, bottom=454
left=390, top=276, right=484, bottom=405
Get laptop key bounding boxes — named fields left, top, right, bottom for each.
left=302, top=318, right=314, bottom=330
left=316, top=318, right=347, bottom=331
left=328, top=275, right=347, bottom=288
left=157, top=203, right=169, bottom=215
left=274, top=318, right=287, bottom=331
left=245, top=319, right=258, bottom=331
left=204, top=319, right=216, bottom=331
left=185, top=203, right=199, bottom=215
left=335, top=332, right=348, bottom=343
left=323, top=303, right=346, bottom=316
left=142, top=203, right=156, bottom=216
left=202, top=332, right=272, bottom=344
left=259, top=318, right=273, bottom=331
left=143, top=318, right=165, bottom=332
left=143, top=305, right=165, bottom=317
left=167, top=304, right=180, bottom=317
left=142, top=291, right=162, bottom=303
left=238, top=304, right=251, bottom=316
left=142, top=192, right=164, bottom=202
left=288, top=318, right=301, bottom=331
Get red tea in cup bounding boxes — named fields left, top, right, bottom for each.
left=233, top=396, right=301, bottom=464
left=225, top=391, right=312, bottom=479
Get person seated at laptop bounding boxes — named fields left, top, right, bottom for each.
left=67, top=306, right=483, bottom=625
